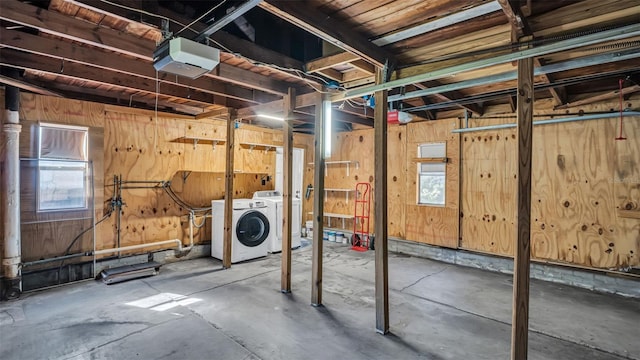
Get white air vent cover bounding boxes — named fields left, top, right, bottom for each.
left=153, top=37, right=220, bottom=79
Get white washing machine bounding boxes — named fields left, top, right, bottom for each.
left=253, top=191, right=301, bottom=253
left=211, top=199, right=270, bottom=263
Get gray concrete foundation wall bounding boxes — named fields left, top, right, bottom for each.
left=389, top=238, right=640, bottom=298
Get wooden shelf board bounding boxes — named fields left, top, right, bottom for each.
left=173, top=136, right=226, bottom=145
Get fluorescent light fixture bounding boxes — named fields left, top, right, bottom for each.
left=257, top=113, right=285, bottom=121
left=323, top=100, right=332, bottom=158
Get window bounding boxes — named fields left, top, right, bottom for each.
left=38, top=123, right=89, bottom=211
left=417, top=143, right=446, bottom=206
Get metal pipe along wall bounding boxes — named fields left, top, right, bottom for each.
left=2, top=86, right=22, bottom=299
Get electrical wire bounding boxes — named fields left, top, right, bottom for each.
left=56, top=209, right=114, bottom=283
left=174, top=0, right=227, bottom=37
left=97, top=0, right=330, bottom=94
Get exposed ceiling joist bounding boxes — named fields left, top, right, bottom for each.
left=305, top=52, right=361, bottom=73
left=0, top=0, right=293, bottom=97
left=496, top=0, right=530, bottom=39
left=351, top=60, right=376, bottom=75
left=535, top=58, right=567, bottom=106
left=414, top=81, right=484, bottom=116
left=0, top=49, right=242, bottom=108
left=43, top=81, right=210, bottom=114
left=386, top=49, right=640, bottom=103
left=0, top=73, right=63, bottom=97
left=372, top=1, right=503, bottom=46
left=238, top=92, right=319, bottom=118
left=194, top=0, right=262, bottom=42
left=259, top=0, right=395, bottom=68
left=343, top=24, right=640, bottom=100
left=497, top=2, right=567, bottom=106
left=0, top=30, right=275, bottom=104
left=62, top=0, right=306, bottom=73
left=555, top=84, right=640, bottom=109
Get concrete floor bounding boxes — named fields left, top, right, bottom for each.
left=1, top=240, right=638, bottom=360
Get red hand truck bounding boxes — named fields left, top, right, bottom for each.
left=352, top=182, right=371, bottom=252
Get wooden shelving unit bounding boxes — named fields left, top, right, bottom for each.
left=308, top=211, right=355, bottom=228
left=324, top=188, right=355, bottom=204
left=308, top=160, right=359, bottom=176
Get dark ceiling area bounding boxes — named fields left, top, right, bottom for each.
left=159, top=0, right=323, bottom=62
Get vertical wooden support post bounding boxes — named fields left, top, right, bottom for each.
left=511, top=56, right=534, bottom=360
left=223, top=109, right=237, bottom=269
left=281, top=88, right=295, bottom=293
left=374, top=68, right=389, bottom=334
left=311, top=92, right=326, bottom=306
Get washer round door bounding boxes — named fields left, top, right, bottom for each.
left=236, top=211, right=270, bottom=247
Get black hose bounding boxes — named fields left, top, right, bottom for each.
left=56, top=210, right=113, bottom=284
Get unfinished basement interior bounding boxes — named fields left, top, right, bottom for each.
left=0, top=0, right=639, bottom=359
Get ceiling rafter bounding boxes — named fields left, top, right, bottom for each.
left=0, top=0, right=294, bottom=98
left=0, top=73, right=64, bottom=98
left=0, top=49, right=249, bottom=109
left=60, top=0, right=307, bottom=73
left=555, top=84, right=640, bottom=109
left=258, top=0, right=395, bottom=68
left=497, top=0, right=566, bottom=105
left=415, top=81, right=484, bottom=116
left=0, top=29, right=276, bottom=104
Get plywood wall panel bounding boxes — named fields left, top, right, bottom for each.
left=387, top=125, right=406, bottom=238
left=405, top=119, right=460, bottom=248
left=460, top=123, right=517, bottom=256
left=531, top=118, right=639, bottom=268
left=182, top=119, right=227, bottom=173
left=104, top=113, right=184, bottom=181
left=461, top=113, right=640, bottom=269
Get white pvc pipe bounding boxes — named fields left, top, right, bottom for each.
left=93, top=239, right=183, bottom=256
left=2, top=112, right=22, bottom=282
left=93, top=212, right=198, bottom=256
left=451, top=112, right=640, bottom=133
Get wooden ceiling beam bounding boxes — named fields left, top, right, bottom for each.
left=318, top=69, right=345, bottom=83
left=419, top=96, right=437, bottom=120
left=351, top=60, right=376, bottom=75
left=497, top=0, right=530, bottom=40
left=415, top=81, right=484, bottom=116
left=343, top=69, right=375, bottom=83
left=0, top=72, right=64, bottom=97
left=0, top=29, right=276, bottom=104
left=535, top=58, right=567, bottom=106
left=498, top=2, right=566, bottom=107
left=0, top=0, right=293, bottom=96
left=555, top=84, right=640, bottom=109
left=259, top=0, right=395, bottom=68
left=502, top=0, right=572, bottom=107
left=154, top=4, right=305, bottom=72
left=0, top=0, right=154, bottom=59
left=61, top=0, right=306, bottom=73
left=237, top=92, right=319, bottom=118
left=0, top=49, right=232, bottom=108
left=41, top=81, right=209, bottom=115
left=305, top=52, right=361, bottom=73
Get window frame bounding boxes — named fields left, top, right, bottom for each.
left=416, top=142, right=447, bottom=207
left=37, top=123, right=90, bottom=212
